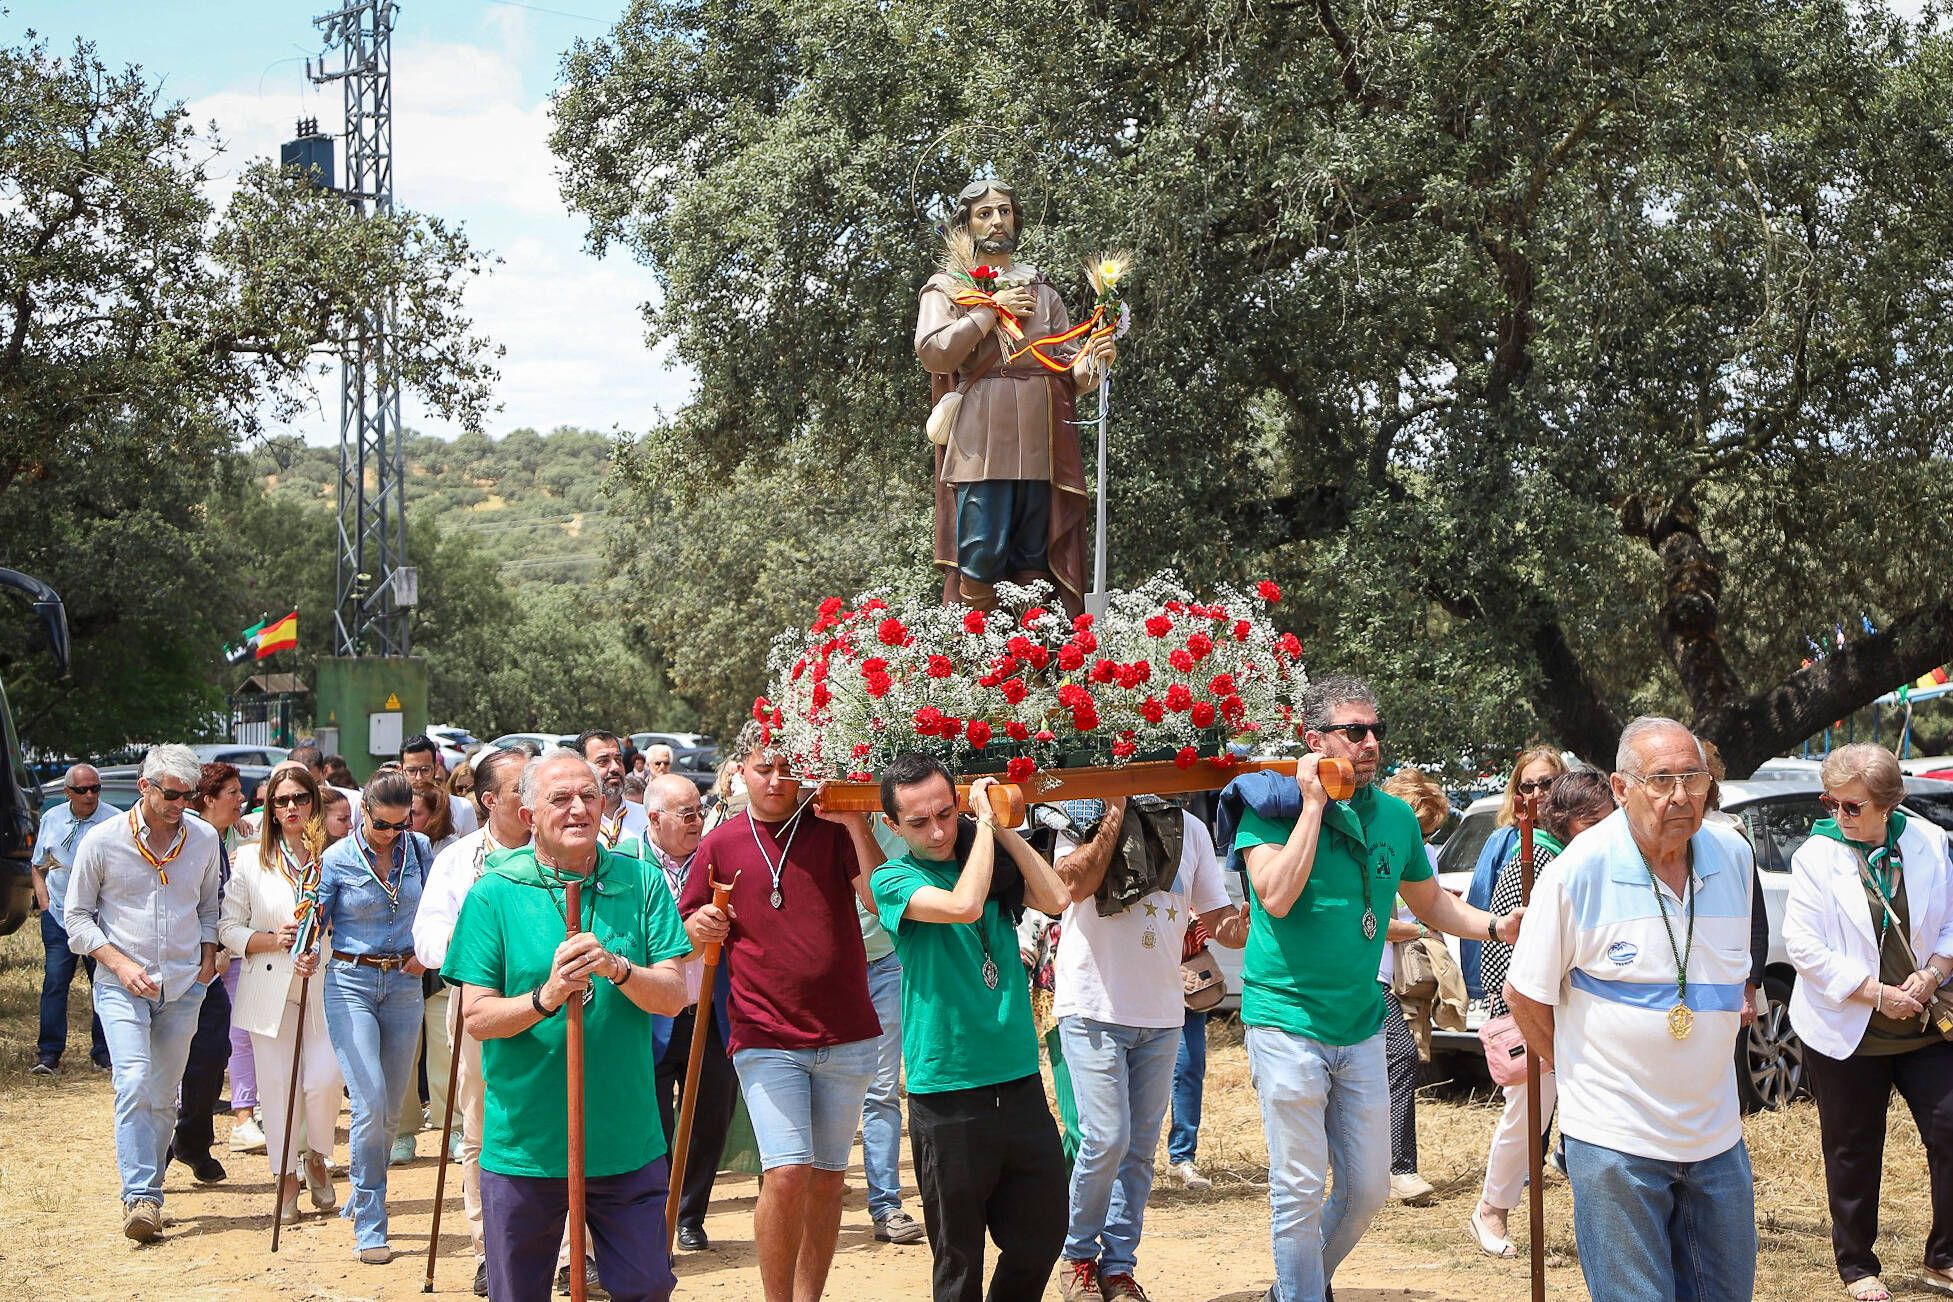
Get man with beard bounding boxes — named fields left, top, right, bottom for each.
left=915, top=178, right=1117, bottom=614
left=580, top=729, right=652, bottom=852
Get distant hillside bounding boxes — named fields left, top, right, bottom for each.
left=251, top=427, right=623, bottom=585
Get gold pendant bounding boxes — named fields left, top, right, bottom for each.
left=1667, top=1002, right=1694, bottom=1040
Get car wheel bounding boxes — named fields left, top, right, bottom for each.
left=1736, top=975, right=1805, bottom=1113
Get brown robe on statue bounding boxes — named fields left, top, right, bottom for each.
left=916, top=269, right=1090, bottom=615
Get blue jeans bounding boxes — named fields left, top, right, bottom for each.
left=861, top=953, right=905, bottom=1219
left=323, top=959, right=425, bottom=1250
left=1058, top=1016, right=1180, bottom=1277
left=734, top=1037, right=877, bottom=1172
left=1244, top=1025, right=1390, bottom=1302
left=1563, top=1135, right=1757, bottom=1302
left=39, top=909, right=108, bottom=1067
left=1168, top=1008, right=1208, bottom=1165
left=95, top=978, right=209, bottom=1205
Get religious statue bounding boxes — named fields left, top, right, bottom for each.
left=915, top=178, right=1117, bottom=615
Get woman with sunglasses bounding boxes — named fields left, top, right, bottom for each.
left=1463, top=746, right=1568, bottom=999
left=1786, top=743, right=1953, bottom=1302
left=311, top=770, right=432, bottom=1264
left=219, top=763, right=341, bottom=1223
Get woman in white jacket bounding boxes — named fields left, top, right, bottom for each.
left=220, top=763, right=342, bottom=1223
left=1785, top=743, right=1953, bottom=1302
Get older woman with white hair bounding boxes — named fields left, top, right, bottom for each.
left=1786, top=742, right=1953, bottom=1302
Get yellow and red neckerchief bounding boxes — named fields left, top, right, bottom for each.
left=600, top=807, right=625, bottom=849
left=129, top=806, right=188, bottom=885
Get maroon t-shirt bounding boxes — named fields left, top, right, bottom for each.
left=679, top=809, right=880, bottom=1054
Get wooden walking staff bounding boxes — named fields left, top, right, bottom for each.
left=666, top=877, right=736, bottom=1252
left=565, top=876, right=590, bottom=1302
left=422, top=991, right=467, bottom=1292
left=1516, top=792, right=1546, bottom=1302
left=270, top=975, right=309, bottom=1253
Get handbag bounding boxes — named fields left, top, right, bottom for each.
left=1181, top=945, right=1226, bottom=1012
left=1478, top=1012, right=1531, bottom=1087
left=1851, top=846, right=1953, bottom=1039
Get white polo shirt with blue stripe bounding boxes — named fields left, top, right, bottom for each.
left=1507, top=807, right=1752, bottom=1163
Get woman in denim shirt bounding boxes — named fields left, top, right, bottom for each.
left=313, top=770, right=432, bottom=1264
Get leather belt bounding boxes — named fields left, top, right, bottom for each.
left=332, top=950, right=412, bottom=970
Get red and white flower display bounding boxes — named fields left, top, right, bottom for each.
left=756, top=576, right=1308, bottom=782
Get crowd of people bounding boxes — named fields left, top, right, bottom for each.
left=29, top=688, right=1953, bottom=1302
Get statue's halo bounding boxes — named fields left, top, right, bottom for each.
left=907, top=121, right=1049, bottom=233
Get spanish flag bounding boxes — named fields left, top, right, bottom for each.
left=255, top=610, right=298, bottom=659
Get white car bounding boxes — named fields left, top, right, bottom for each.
left=1208, top=774, right=1953, bottom=1113
left=488, top=732, right=576, bottom=754
left=425, top=724, right=479, bottom=771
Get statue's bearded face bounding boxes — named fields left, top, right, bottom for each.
left=967, top=189, right=1019, bottom=253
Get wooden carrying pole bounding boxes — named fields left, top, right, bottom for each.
left=1517, top=793, right=1546, bottom=1302
left=422, top=991, right=467, bottom=1291
left=813, top=756, right=1356, bottom=822
left=667, top=878, right=736, bottom=1251
left=565, top=877, right=588, bottom=1302
left=270, top=975, right=309, bottom=1253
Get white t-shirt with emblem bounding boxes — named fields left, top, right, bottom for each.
left=1052, top=808, right=1231, bottom=1029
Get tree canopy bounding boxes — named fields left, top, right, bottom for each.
left=552, top=0, right=1953, bottom=773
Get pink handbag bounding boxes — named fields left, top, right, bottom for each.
left=1478, top=1012, right=1531, bottom=1087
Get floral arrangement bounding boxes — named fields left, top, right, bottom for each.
left=754, top=575, right=1308, bottom=783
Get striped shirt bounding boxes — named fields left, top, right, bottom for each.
left=1507, top=808, right=1752, bottom=1162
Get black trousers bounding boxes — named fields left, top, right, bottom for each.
left=908, top=1072, right=1068, bottom=1302
left=174, top=974, right=232, bottom=1161
left=654, top=1003, right=738, bottom=1229
left=1381, top=988, right=1420, bottom=1176
left=1807, top=1038, right=1953, bottom=1282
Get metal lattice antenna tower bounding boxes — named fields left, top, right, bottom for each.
left=311, top=0, right=408, bottom=657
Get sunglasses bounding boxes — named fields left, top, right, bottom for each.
left=366, top=815, right=411, bottom=831
left=1516, top=777, right=1555, bottom=795
left=66, top=784, right=101, bottom=795
left=154, top=786, right=194, bottom=803
left=272, top=793, right=314, bottom=809
left=1319, top=722, right=1388, bottom=743
left=1819, top=794, right=1878, bottom=819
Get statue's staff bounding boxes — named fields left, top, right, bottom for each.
left=665, top=876, right=737, bottom=1251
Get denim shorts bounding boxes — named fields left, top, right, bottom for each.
left=734, top=1037, right=878, bottom=1171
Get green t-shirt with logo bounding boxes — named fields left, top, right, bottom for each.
left=444, top=844, right=693, bottom=1178
left=871, top=851, right=1038, bottom=1094
left=1232, top=784, right=1433, bottom=1046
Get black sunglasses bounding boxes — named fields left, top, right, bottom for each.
left=1319, top=722, right=1388, bottom=743
left=66, top=783, right=101, bottom=795
left=1516, top=777, right=1556, bottom=795
left=272, top=793, right=313, bottom=808
left=155, top=786, right=194, bottom=803
left=367, top=815, right=411, bottom=831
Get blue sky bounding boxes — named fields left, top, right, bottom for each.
left=9, top=0, right=688, bottom=444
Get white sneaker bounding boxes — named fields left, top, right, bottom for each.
left=230, top=1118, right=268, bottom=1153
left=1390, top=1172, right=1437, bottom=1203
left=1169, top=1160, right=1212, bottom=1191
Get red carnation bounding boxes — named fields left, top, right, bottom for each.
left=1234, top=621, right=1252, bottom=642
left=1279, top=632, right=1303, bottom=659
left=851, top=742, right=871, bottom=758
left=1111, top=739, right=1137, bottom=760
left=1165, top=684, right=1194, bottom=712
left=1209, top=673, right=1236, bottom=697
left=1141, top=697, right=1165, bottom=725
left=1166, top=600, right=1186, bottom=614
left=1090, top=659, right=1118, bottom=684
left=1057, top=644, right=1086, bottom=672
left=861, top=656, right=887, bottom=675
left=1222, top=693, right=1246, bottom=721
left=914, top=706, right=944, bottom=735
left=1006, top=757, right=1036, bottom=782
left=1174, top=746, right=1199, bottom=770
left=1129, top=660, right=1153, bottom=684
left=1258, top=580, right=1282, bottom=603
left=818, top=596, right=845, bottom=618
left=770, top=707, right=783, bottom=727
left=877, top=617, right=909, bottom=647
left=1035, top=729, right=1056, bottom=743
left=1005, top=721, right=1031, bottom=741
left=1072, top=705, right=1100, bottom=732
left=927, top=654, right=954, bottom=678
left=1007, top=635, right=1035, bottom=658
left=1026, top=646, right=1050, bottom=670
left=1190, top=701, right=1218, bottom=728
left=865, top=671, right=892, bottom=698
left=848, top=770, right=873, bottom=782
left=1073, top=630, right=1099, bottom=654
left=941, top=716, right=964, bottom=739
left=1057, top=683, right=1090, bottom=709
left=966, top=720, right=993, bottom=748
left=751, top=696, right=771, bottom=721
left=1169, top=648, right=1195, bottom=673
left=791, top=658, right=808, bottom=681
left=963, top=608, right=988, bottom=634
left=1072, top=613, right=1095, bottom=632
left=860, top=597, right=888, bottom=613
left=1145, top=615, right=1173, bottom=638
left=1001, top=678, right=1029, bottom=704
left=1022, top=606, right=1047, bottom=627
left=811, top=682, right=832, bottom=710
left=1187, top=631, right=1215, bottom=659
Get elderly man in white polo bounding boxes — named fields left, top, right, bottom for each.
left=1505, top=716, right=1756, bottom=1302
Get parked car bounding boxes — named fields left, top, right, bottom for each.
left=488, top=732, right=576, bottom=754
left=41, top=764, right=279, bottom=815
left=426, top=724, right=479, bottom=772
left=191, top=743, right=289, bottom=769
left=631, top=731, right=716, bottom=754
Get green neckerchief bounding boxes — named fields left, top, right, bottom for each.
left=1812, top=810, right=1908, bottom=870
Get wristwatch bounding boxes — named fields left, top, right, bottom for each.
left=1486, top=914, right=1501, bottom=944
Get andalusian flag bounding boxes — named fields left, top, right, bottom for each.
left=223, top=618, right=267, bottom=665
left=256, top=610, right=299, bottom=659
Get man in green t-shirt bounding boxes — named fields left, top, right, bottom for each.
left=870, top=753, right=1073, bottom=1302
left=444, top=751, right=694, bottom=1302
left=1234, top=674, right=1523, bottom=1302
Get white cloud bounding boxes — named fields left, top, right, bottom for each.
left=185, top=17, right=692, bottom=446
